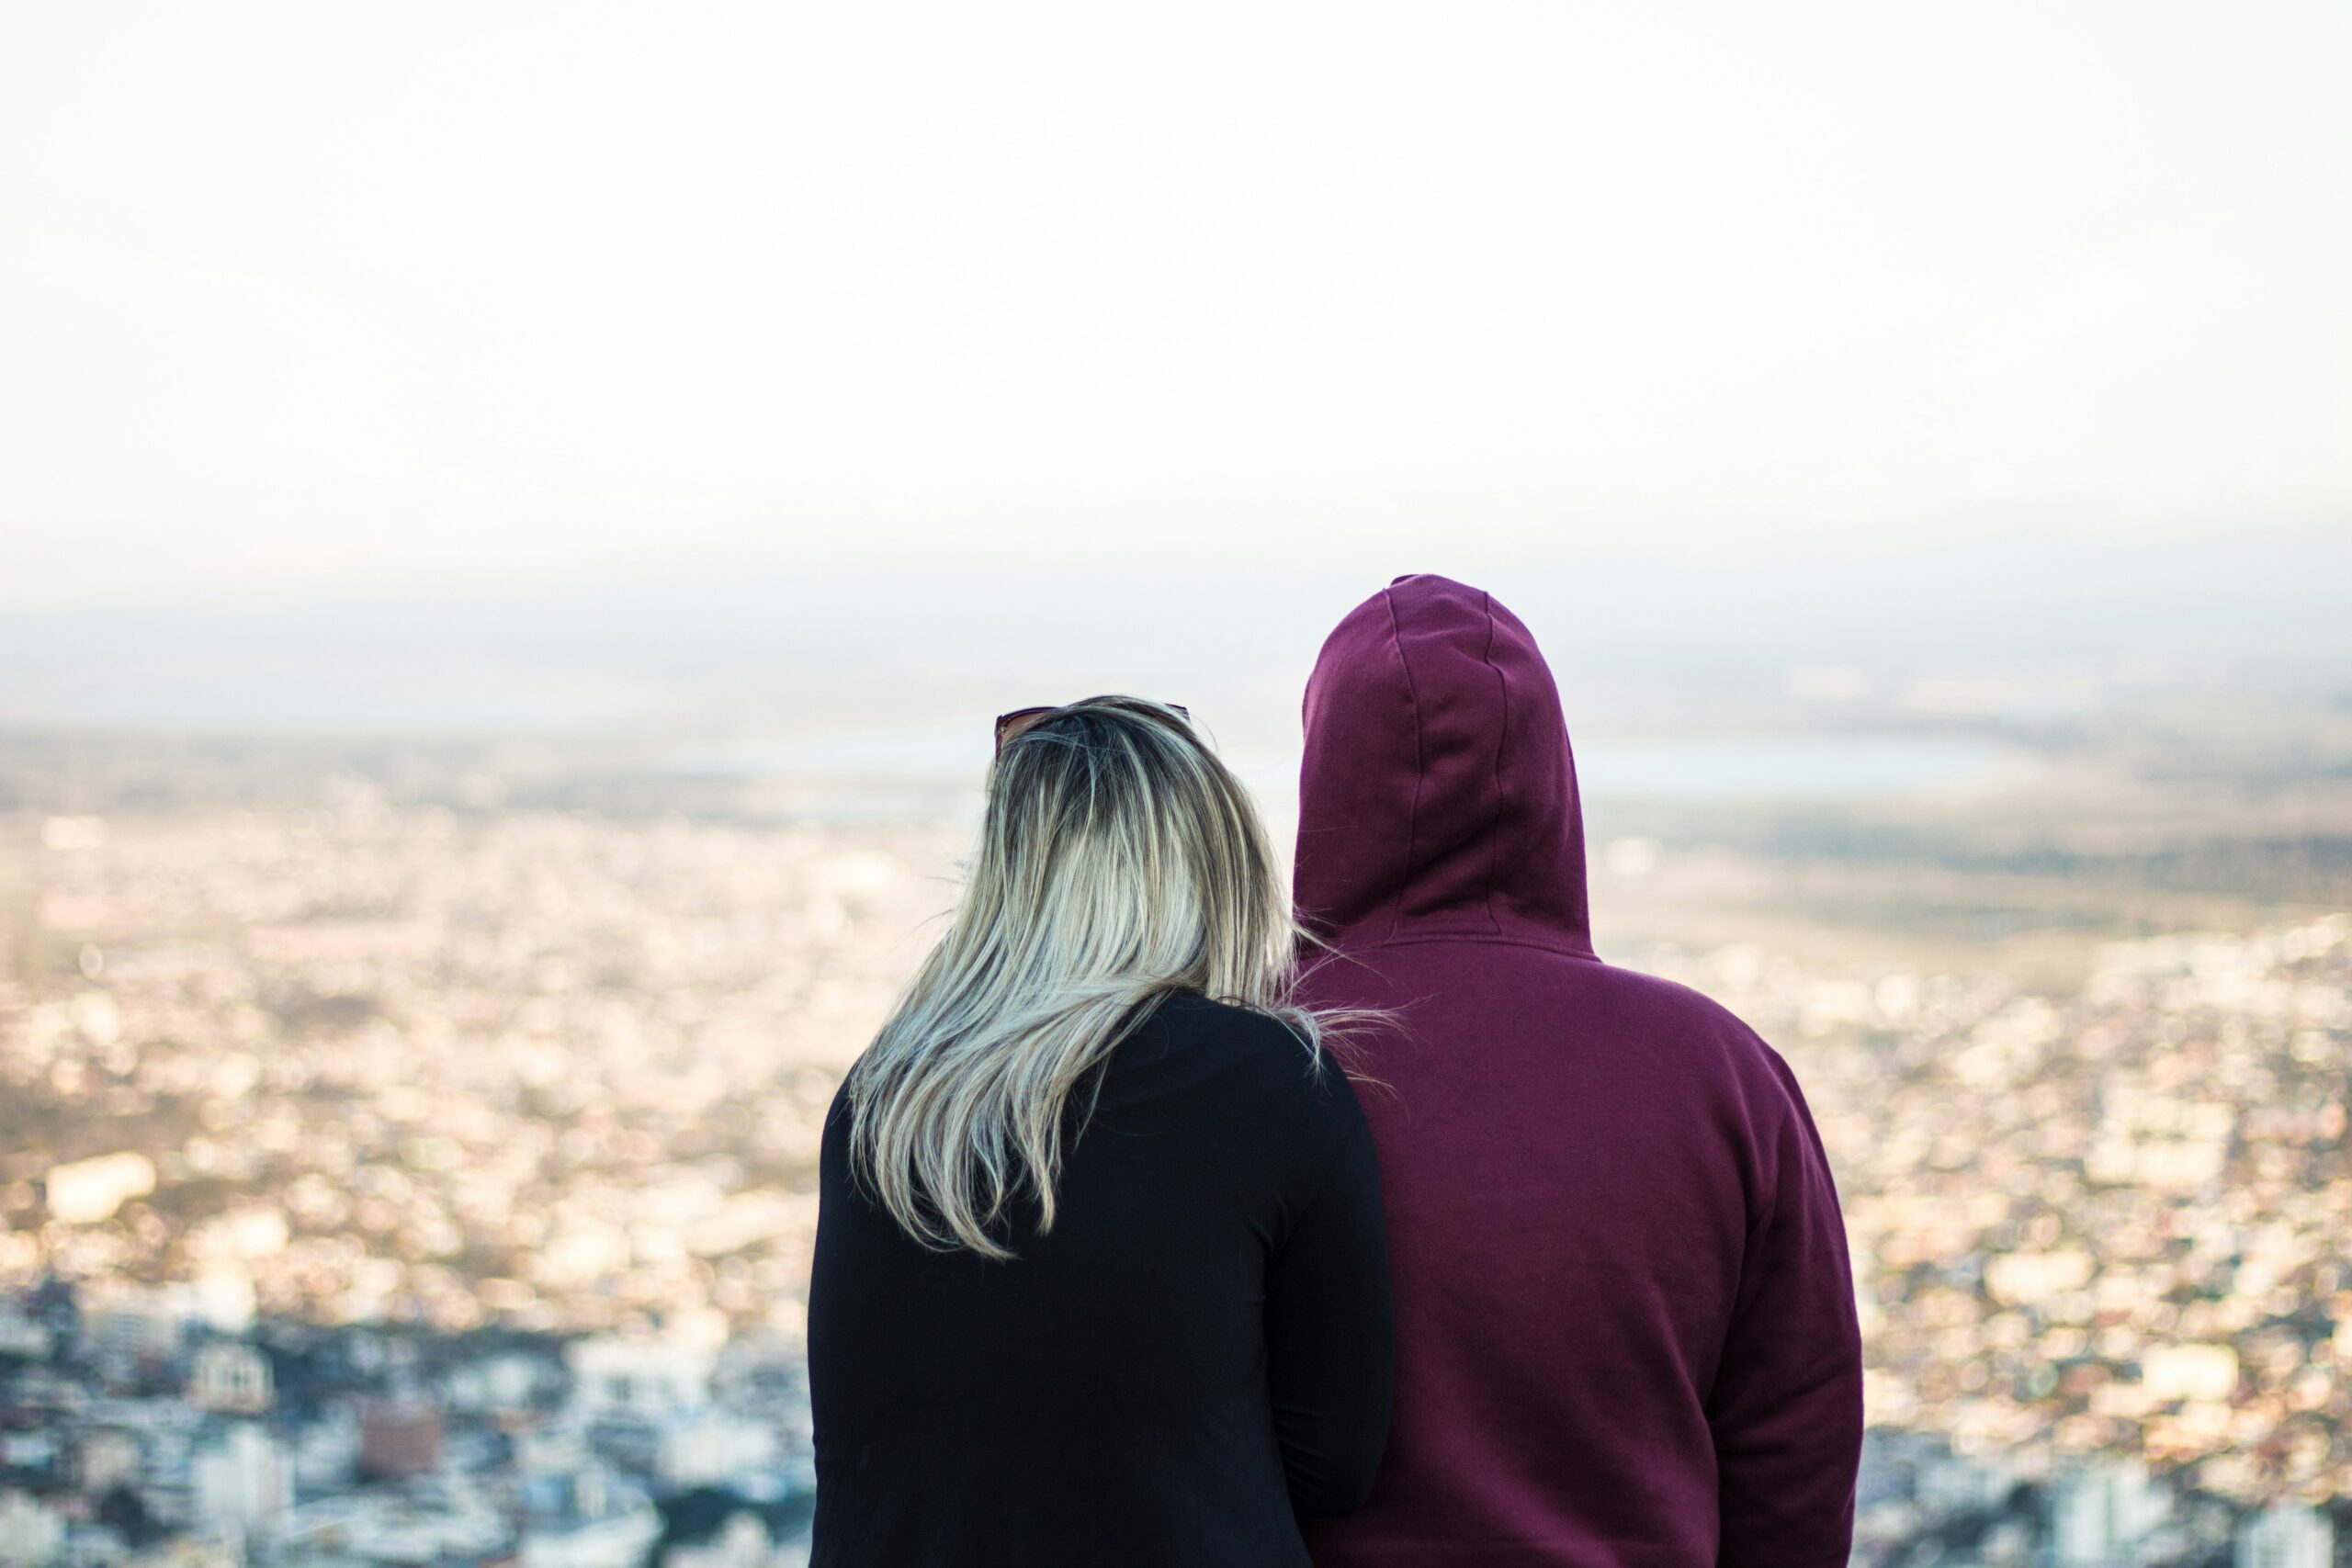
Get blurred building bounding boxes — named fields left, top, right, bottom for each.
left=277, top=1473, right=509, bottom=1568
left=2049, top=1459, right=2170, bottom=1568
left=188, top=1420, right=291, bottom=1549
left=0, top=1302, right=51, bottom=1362
left=566, top=1337, right=711, bottom=1422
left=187, top=1341, right=273, bottom=1416
left=78, top=1281, right=194, bottom=1367
left=516, top=1467, right=660, bottom=1568
left=290, top=1405, right=360, bottom=1493
left=74, top=1423, right=144, bottom=1496
left=122, top=1539, right=243, bottom=1568
left=2234, top=1500, right=2335, bottom=1568
left=0, top=1491, right=64, bottom=1568
left=662, top=1510, right=786, bottom=1568
left=561, top=1333, right=777, bottom=1489
left=356, top=1397, right=442, bottom=1483
left=653, top=1409, right=780, bottom=1493
left=443, top=1351, right=555, bottom=1421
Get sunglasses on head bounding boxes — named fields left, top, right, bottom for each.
left=995, top=702, right=1191, bottom=756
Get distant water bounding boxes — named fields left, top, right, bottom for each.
left=1576, top=735, right=2008, bottom=801
left=673, top=731, right=2011, bottom=804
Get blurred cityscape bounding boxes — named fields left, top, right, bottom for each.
left=8, top=4, right=2346, bottom=1564
left=0, top=705, right=2346, bottom=1567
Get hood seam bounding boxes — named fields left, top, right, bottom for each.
left=1478, top=592, right=1510, bottom=938
left=1381, top=587, right=1426, bottom=946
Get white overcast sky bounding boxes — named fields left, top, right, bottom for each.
left=3, top=1, right=2346, bottom=605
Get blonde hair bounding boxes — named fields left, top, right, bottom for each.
left=843, top=695, right=1357, bottom=1258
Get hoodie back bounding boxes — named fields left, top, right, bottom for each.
left=1295, top=575, right=1862, bottom=1568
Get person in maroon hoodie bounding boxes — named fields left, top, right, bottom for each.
left=1295, top=574, right=1864, bottom=1568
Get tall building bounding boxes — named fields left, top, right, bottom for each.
left=2235, top=1501, right=2335, bottom=1568
left=189, top=1420, right=291, bottom=1549
left=2048, top=1460, right=2170, bottom=1568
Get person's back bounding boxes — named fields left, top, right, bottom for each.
left=806, top=695, right=1392, bottom=1567
left=810, top=993, right=1389, bottom=1565
left=1295, top=576, right=1863, bottom=1568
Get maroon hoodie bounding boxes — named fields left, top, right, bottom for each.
left=1295, top=575, right=1862, bottom=1568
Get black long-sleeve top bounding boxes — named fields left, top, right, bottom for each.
left=807, top=991, right=1395, bottom=1567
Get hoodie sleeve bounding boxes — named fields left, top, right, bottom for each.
left=1707, top=1046, right=1864, bottom=1568
left=1263, top=1065, right=1396, bottom=1519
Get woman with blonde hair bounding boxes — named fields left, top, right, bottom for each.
left=808, top=696, right=1393, bottom=1567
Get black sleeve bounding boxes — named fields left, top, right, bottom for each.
left=1262, top=1067, right=1395, bottom=1519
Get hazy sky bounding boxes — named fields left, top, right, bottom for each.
left=1, top=2, right=2346, bottom=728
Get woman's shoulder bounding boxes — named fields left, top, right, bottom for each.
left=1130, top=992, right=1361, bottom=1119
left=1125, top=996, right=1374, bottom=1211
left=1144, top=988, right=1310, bottom=1055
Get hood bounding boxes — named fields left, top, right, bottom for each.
left=1295, top=573, right=1591, bottom=954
